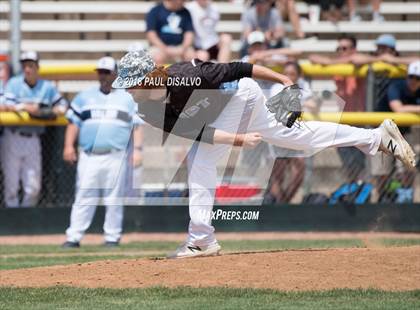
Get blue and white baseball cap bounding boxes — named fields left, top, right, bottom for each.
left=375, top=34, right=396, bottom=49
left=112, top=50, right=156, bottom=89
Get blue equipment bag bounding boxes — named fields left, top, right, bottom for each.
left=329, top=182, right=373, bottom=205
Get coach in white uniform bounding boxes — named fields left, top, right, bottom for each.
left=63, top=57, right=143, bottom=247
left=2, top=51, right=67, bottom=208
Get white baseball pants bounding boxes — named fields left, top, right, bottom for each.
left=186, top=78, right=382, bottom=246
left=65, top=150, right=127, bottom=243
left=1, top=129, right=41, bottom=208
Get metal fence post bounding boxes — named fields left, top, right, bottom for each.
left=365, top=66, right=375, bottom=113
left=365, top=66, right=376, bottom=188
left=9, top=0, right=21, bottom=74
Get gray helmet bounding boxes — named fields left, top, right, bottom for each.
left=112, top=50, right=156, bottom=89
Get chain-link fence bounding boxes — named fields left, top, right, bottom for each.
left=0, top=126, right=76, bottom=207
left=0, top=74, right=417, bottom=208
left=1, top=122, right=418, bottom=208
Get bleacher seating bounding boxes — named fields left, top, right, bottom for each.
left=1, top=38, right=418, bottom=55
left=2, top=1, right=420, bottom=15
left=1, top=0, right=419, bottom=62
left=1, top=19, right=419, bottom=34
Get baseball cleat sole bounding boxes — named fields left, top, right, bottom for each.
left=380, top=119, right=416, bottom=169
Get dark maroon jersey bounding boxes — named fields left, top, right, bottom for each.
left=138, top=59, right=253, bottom=143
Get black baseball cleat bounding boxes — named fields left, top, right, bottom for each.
left=62, top=241, right=80, bottom=248
left=104, top=241, right=120, bottom=247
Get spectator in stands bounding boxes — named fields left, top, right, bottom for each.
left=241, top=0, right=285, bottom=56
left=1, top=51, right=66, bottom=208
left=186, top=0, right=232, bottom=62
left=372, top=61, right=420, bottom=202
left=63, top=57, right=144, bottom=247
left=307, top=33, right=418, bottom=104
left=146, top=0, right=195, bottom=65
left=303, top=0, right=346, bottom=22
left=374, top=35, right=420, bottom=65
left=309, top=34, right=366, bottom=111
left=375, top=34, right=398, bottom=56
left=304, top=0, right=383, bottom=22
left=309, top=35, right=367, bottom=182
left=385, top=61, right=420, bottom=113
left=276, top=0, right=305, bottom=39
left=337, top=34, right=420, bottom=66
left=375, top=60, right=420, bottom=121
left=348, top=0, right=384, bottom=22
left=242, top=31, right=301, bottom=97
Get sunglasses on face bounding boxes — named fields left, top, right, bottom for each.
left=408, top=75, right=420, bottom=81
left=97, top=69, right=112, bottom=75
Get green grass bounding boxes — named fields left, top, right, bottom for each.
left=0, top=287, right=418, bottom=310
left=1, top=239, right=419, bottom=309
left=378, top=238, right=420, bottom=247
left=0, top=241, right=179, bottom=255
left=1, top=238, right=419, bottom=270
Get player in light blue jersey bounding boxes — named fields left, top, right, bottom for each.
left=0, top=61, right=10, bottom=158
left=1, top=51, right=67, bottom=208
left=0, top=61, right=10, bottom=108
left=63, top=57, right=144, bottom=248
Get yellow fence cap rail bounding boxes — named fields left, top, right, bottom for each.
left=303, top=112, right=420, bottom=126
left=0, top=112, right=68, bottom=126
left=39, top=64, right=97, bottom=75
left=1, top=112, right=419, bottom=127
left=300, top=62, right=407, bottom=78
left=38, top=62, right=408, bottom=78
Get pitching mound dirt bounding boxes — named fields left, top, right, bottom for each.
left=1, top=246, right=419, bottom=291
left=2, top=232, right=420, bottom=245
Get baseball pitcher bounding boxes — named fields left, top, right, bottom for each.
left=113, top=50, right=416, bottom=258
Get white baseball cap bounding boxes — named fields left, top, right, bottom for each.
left=20, top=51, right=39, bottom=63
left=408, top=61, right=420, bottom=77
left=96, top=56, right=116, bottom=72
left=247, top=31, right=266, bottom=46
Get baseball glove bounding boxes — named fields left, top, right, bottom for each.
left=265, top=84, right=302, bottom=128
